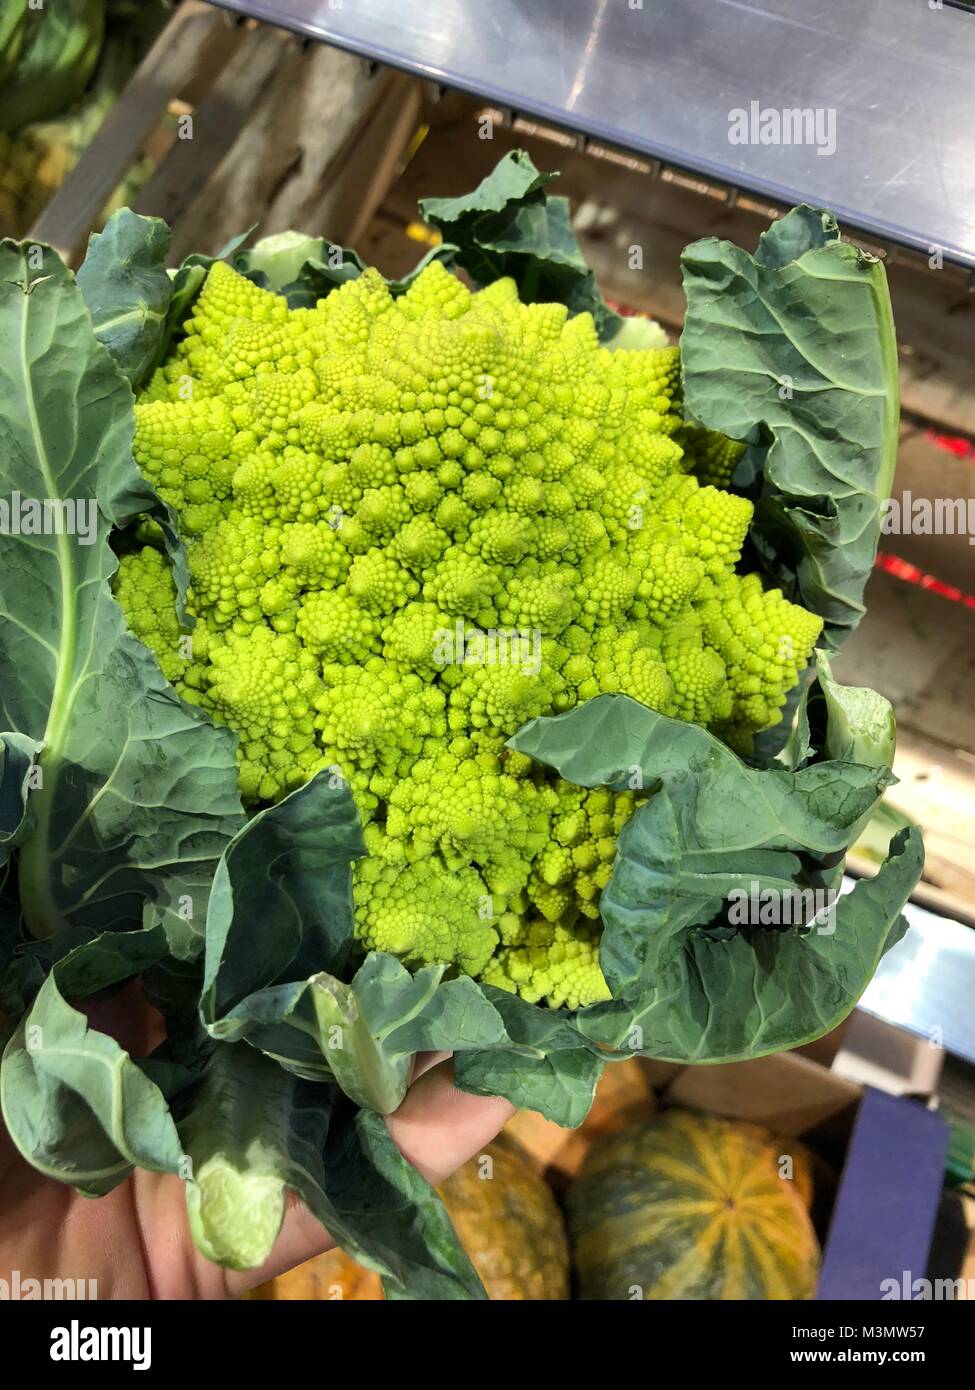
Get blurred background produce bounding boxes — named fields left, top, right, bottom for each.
left=0, top=0, right=170, bottom=236
left=253, top=1061, right=836, bottom=1301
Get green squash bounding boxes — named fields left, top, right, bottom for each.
left=568, top=1110, right=820, bottom=1300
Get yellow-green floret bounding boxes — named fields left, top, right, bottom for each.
left=114, top=257, right=824, bottom=1010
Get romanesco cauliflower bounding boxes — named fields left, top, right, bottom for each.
left=115, top=256, right=824, bottom=1010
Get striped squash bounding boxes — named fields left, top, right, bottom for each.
left=568, top=1110, right=820, bottom=1300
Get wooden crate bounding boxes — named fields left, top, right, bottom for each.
left=28, top=2, right=428, bottom=267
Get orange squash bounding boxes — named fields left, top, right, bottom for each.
left=249, top=1246, right=383, bottom=1300
left=437, top=1131, right=569, bottom=1299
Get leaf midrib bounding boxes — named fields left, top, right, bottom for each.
left=15, top=271, right=83, bottom=934
left=17, top=281, right=78, bottom=755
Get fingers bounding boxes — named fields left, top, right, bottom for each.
left=410, top=1048, right=451, bottom=1082
left=226, top=1059, right=513, bottom=1297
left=387, top=1057, right=515, bottom=1188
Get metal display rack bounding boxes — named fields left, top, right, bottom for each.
left=862, top=898, right=975, bottom=1066
left=210, top=0, right=975, bottom=269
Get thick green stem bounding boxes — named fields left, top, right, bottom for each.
left=181, top=1044, right=296, bottom=1271
left=311, top=973, right=411, bottom=1115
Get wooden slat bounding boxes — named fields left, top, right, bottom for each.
left=162, top=39, right=380, bottom=261
left=28, top=2, right=244, bottom=262
left=298, top=72, right=424, bottom=248
left=132, top=23, right=296, bottom=231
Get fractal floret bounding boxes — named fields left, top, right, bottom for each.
left=115, top=256, right=824, bottom=1009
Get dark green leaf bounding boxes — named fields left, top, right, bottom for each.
left=511, top=693, right=893, bottom=997
left=0, top=732, right=37, bottom=858
left=577, top=827, right=923, bottom=1062
left=202, top=772, right=365, bottom=1018
left=0, top=732, right=35, bottom=1025
left=77, top=209, right=173, bottom=387
left=44, top=923, right=171, bottom=997
left=420, top=149, right=621, bottom=340
left=420, top=148, right=556, bottom=225
left=375, top=963, right=505, bottom=1057
left=0, top=874, right=31, bottom=1035
left=206, top=978, right=331, bottom=1082
left=453, top=985, right=603, bottom=1126
left=0, top=243, right=243, bottom=947
left=142, top=953, right=212, bottom=1074
left=0, top=972, right=184, bottom=1195
left=680, top=205, right=899, bottom=645
left=755, top=204, right=840, bottom=267
left=508, top=676, right=921, bottom=1055
left=322, top=1101, right=486, bottom=1300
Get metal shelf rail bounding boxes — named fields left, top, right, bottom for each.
left=860, top=894, right=975, bottom=1067
left=208, top=0, right=975, bottom=270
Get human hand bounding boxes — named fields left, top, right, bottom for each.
left=0, top=987, right=513, bottom=1300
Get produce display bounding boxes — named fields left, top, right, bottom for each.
left=0, top=0, right=168, bottom=236
left=256, top=1132, right=569, bottom=1300
left=255, top=1095, right=827, bottom=1302
left=0, top=149, right=922, bottom=1298
left=568, top=1111, right=820, bottom=1300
